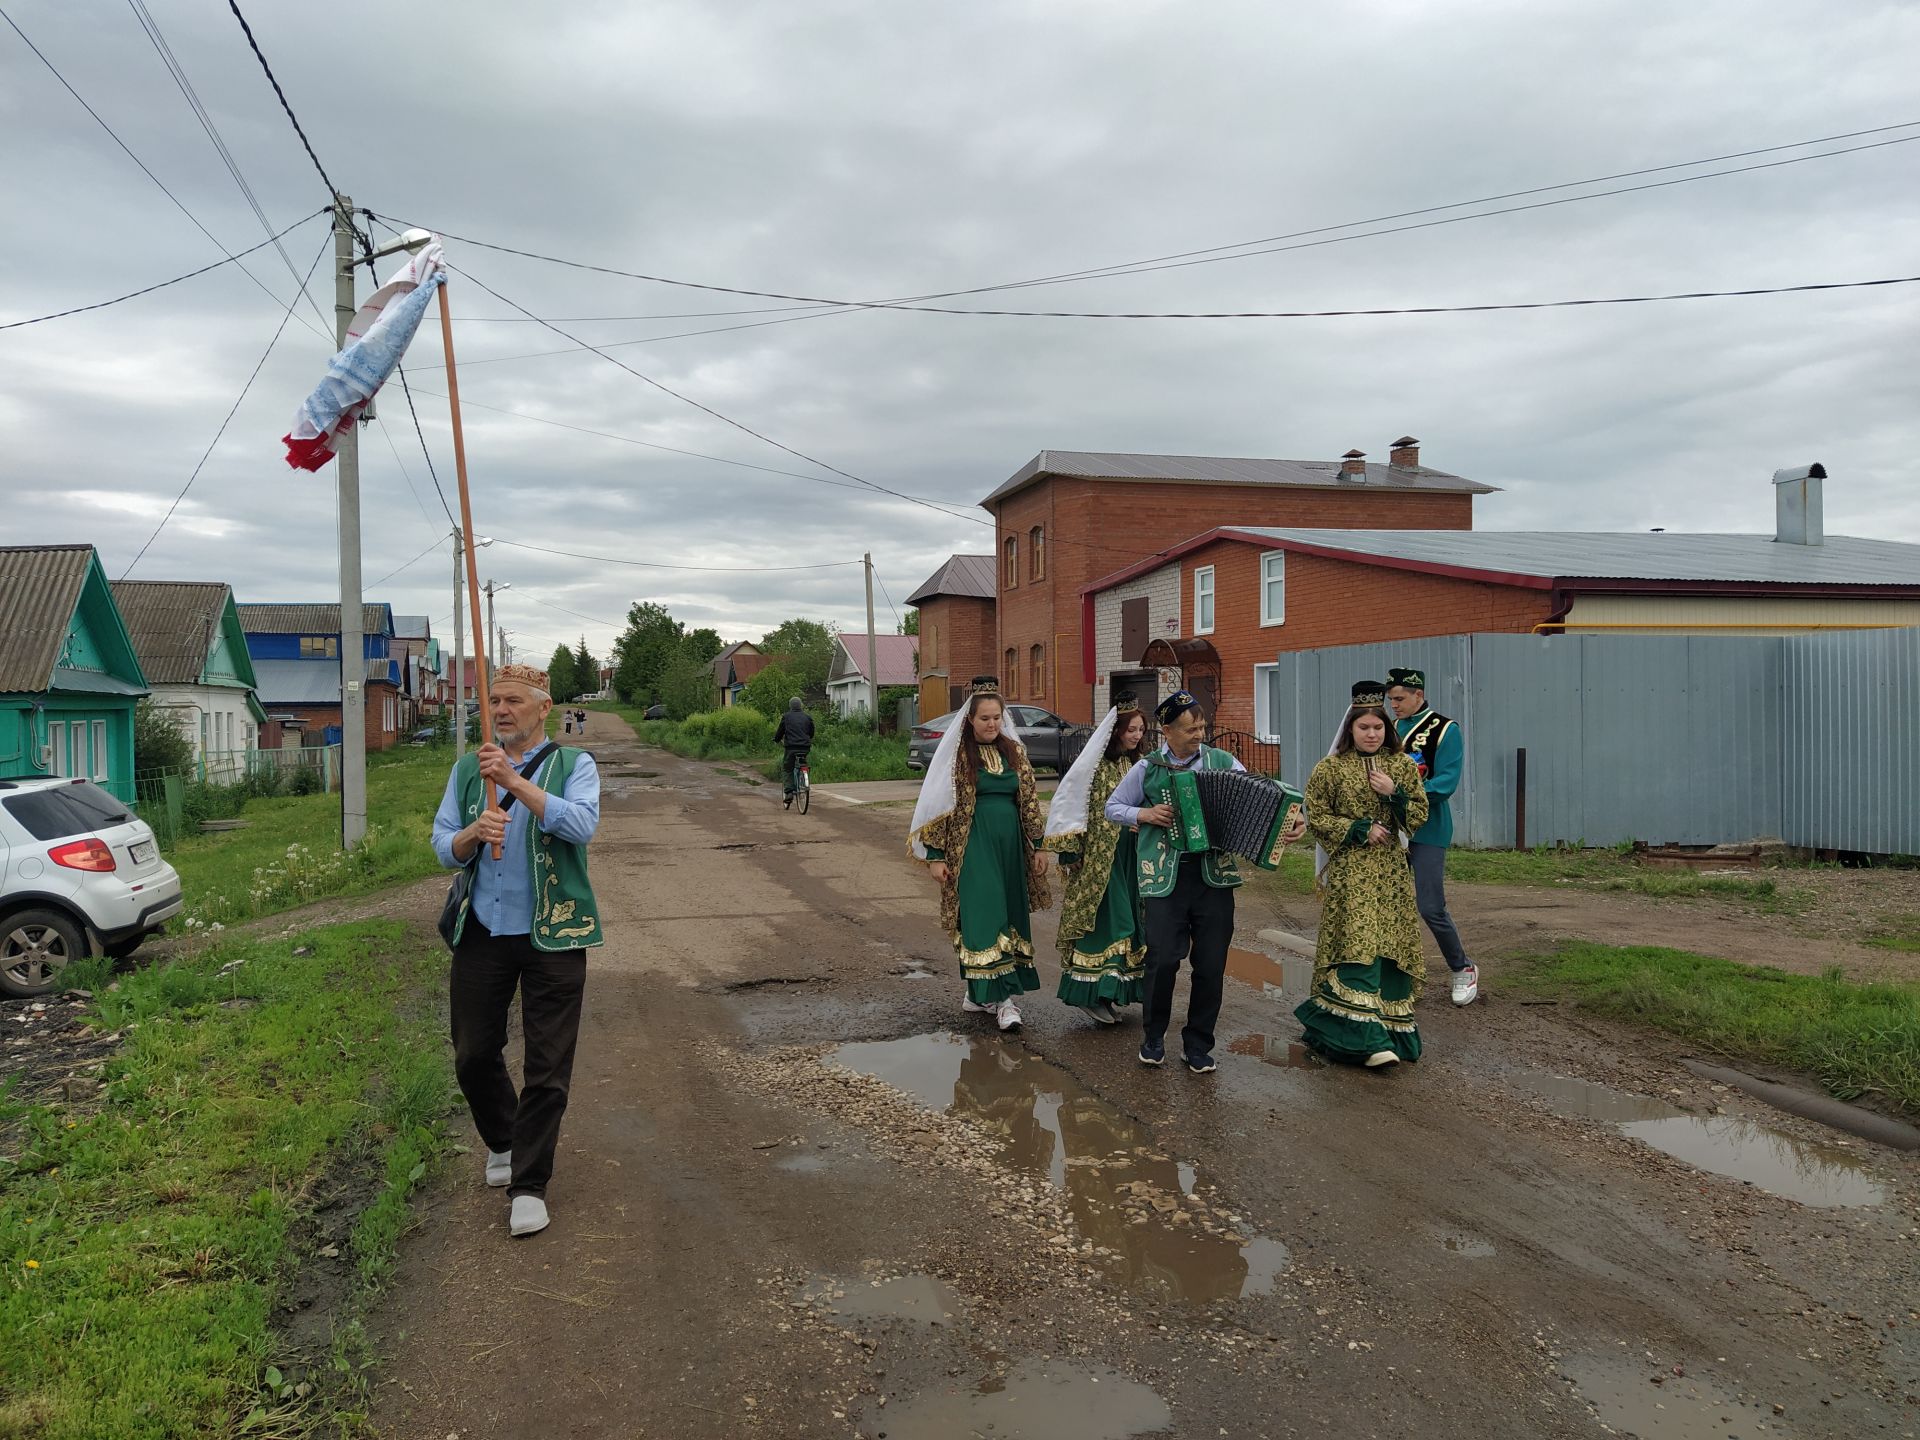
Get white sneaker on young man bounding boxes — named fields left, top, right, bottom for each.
left=1450, top=964, right=1480, bottom=1007
left=1364, top=1050, right=1400, bottom=1068
left=509, top=1195, right=550, bottom=1237
left=1079, top=1002, right=1119, bottom=1027
left=484, top=1149, right=512, bottom=1187
left=995, top=1000, right=1023, bottom=1032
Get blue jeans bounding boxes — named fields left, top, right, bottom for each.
left=1408, top=843, right=1469, bottom=971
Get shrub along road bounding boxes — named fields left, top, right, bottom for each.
left=367, top=711, right=1917, bottom=1439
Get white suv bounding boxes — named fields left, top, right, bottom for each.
left=0, top=776, right=183, bottom=998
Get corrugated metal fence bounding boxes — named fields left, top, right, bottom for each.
left=1268, top=629, right=1920, bottom=854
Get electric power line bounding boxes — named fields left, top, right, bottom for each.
left=367, top=535, right=447, bottom=588
left=120, top=228, right=332, bottom=577
left=124, top=0, right=332, bottom=338
left=490, top=537, right=866, bottom=573
left=222, top=0, right=342, bottom=203
left=393, top=366, right=458, bottom=525
left=0, top=211, right=324, bottom=330
left=873, top=569, right=903, bottom=631
left=0, top=6, right=333, bottom=343
left=372, top=415, right=451, bottom=539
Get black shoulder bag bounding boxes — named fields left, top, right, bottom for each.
left=438, top=742, right=559, bottom=950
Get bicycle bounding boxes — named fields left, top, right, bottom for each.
left=783, top=751, right=811, bottom=814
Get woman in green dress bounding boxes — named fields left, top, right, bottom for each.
left=1295, top=680, right=1430, bottom=1068
left=1042, top=695, right=1149, bottom=1026
left=910, top=677, right=1052, bottom=1032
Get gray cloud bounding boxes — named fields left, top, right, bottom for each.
left=3, top=0, right=1916, bottom=665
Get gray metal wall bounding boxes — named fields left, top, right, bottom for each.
left=1267, top=630, right=1917, bottom=853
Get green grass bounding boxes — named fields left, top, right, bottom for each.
left=164, top=746, right=455, bottom=928
left=1865, top=915, right=1920, bottom=953
left=1515, top=942, right=1920, bottom=1116
left=597, top=703, right=916, bottom=783
left=0, top=919, right=451, bottom=1439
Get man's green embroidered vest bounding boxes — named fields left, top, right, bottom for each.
left=448, top=747, right=604, bottom=951
left=1135, top=746, right=1243, bottom=898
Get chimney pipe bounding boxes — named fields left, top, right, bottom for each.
left=1772, top=462, right=1826, bottom=546
left=1389, top=435, right=1420, bottom=468
left=1340, top=448, right=1367, bottom=478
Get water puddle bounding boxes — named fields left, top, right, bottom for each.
left=831, top=1033, right=1288, bottom=1302
left=869, top=1359, right=1171, bottom=1439
left=800, top=1273, right=959, bottom=1325
left=1224, top=946, right=1309, bottom=998
left=1518, top=1073, right=1885, bottom=1208
left=1226, top=1034, right=1321, bottom=1069
left=1561, top=1350, right=1793, bottom=1439
left=1435, top=1230, right=1495, bottom=1258
left=775, top=1152, right=832, bottom=1173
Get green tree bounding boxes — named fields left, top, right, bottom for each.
left=612, top=601, right=685, bottom=703
left=900, top=609, right=919, bottom=636
left=132, top=700, right=193, bottom=774
left=573, top=637, right=600, bottom=694
left=740, top=658, right=804, bottom=720
left=683, top=627, right=724, bottom=664
left=658, top=651, right=713, bottom=720
left=758, top=618, right=836, bottom=702
left=546, top=644, right=580, bottom=703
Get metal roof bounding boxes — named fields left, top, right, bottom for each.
left=831, top=633, right=921, bottom=685
left=109, top=581, right=232, bottom=685
left=907, top=553, right=996, bottom=605
left=983, top=450, right=1497, bottom=507
left=1231, top=529, right=1920, bottom=588
left=0, top=545, right=94, bottom=691
left=251, top=658, right=344, bottom=706
left=391, top=613, right=432, bottom=639
left=237, top=602, right=394, bottom=635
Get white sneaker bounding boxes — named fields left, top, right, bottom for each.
left=962, top=997, right=994, bottom=1014
left=1451, top=965, right=1480, bottom=1007
left=509, top=1195, right=550, bottom=1237
left=1364, top=1051, right=1400, bottom=1068
left=484, top=1148, right=512, bottom=1187
left=995, top=1000, right=1023, bottom=1032
left=1079, top=1002, right=1120, bottom=1027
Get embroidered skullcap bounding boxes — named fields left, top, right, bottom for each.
left=1350, top=679, right=1387, bottom=707
left=1155, top=690, right=1200, bottom=725
left=1387, top=667, right=1426, bottom=691
left=494, top=663, right=551, bottom=697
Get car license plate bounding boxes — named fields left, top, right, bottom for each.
left=129, top=840, right=155, bottom=865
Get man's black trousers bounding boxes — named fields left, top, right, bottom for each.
left=450, top=918, right=587, bottom=1199
left=1142, top=857, right=1236, bottom=1059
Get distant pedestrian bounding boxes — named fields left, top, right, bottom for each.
left=433, top=663, right=603, bottom=1237
left=563, top=711, right=574, bottom=735
left=910, top=676, right=1051, bottom=1032
left=575, top=708, right=587, bottom=737
left=1295, top=680, right=1428, bottom=1068
left=1387, top=667, right=1477, bottom=1006
left=1042, top=695, right=1150, bottom=1026
left=1106, top=691, right=1307, bottom=1073
left=772, top=697, right=815, bottom=797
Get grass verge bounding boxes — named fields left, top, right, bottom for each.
left=0, top=918, right=450, bottom=1439
left=596, top=703, right=915, bottom=782
left=1513, top=941, right=1920, bottom=1116
left=1865, top=915, right=1920, bottom=953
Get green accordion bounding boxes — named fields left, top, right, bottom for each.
left=1167, top=768, right=1305, bottom=871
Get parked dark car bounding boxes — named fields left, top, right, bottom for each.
left=907, top=704, right=1092, bottom=773
left=404, top=725, right=439, bottom=747
left=643, top=703, right=667, bottom=720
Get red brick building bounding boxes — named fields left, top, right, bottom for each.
left=905, top=554, right=997, bottom=717
left=982, top=441, right=1493, bottom=723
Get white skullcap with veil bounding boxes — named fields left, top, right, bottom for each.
left=1042, top=705, right=1123, bottom=845
left=908, top=686, right=1025, bottom=860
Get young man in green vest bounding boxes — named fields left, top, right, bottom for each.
left=433, top=662, right=603, bottom=1237
left=1106, top=691, right=1307, bottom=1072
left=1386, top=667, right=1477, bottom=1006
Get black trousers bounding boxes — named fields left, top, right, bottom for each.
left=1142, top=859, right=1236, bottom=1058
left=450, top=919, right=587, bottom=1199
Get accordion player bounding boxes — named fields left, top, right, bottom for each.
left=1165, top=767, right=1305, bottom=870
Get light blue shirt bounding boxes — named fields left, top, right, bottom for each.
left=1104, top=744, right=1245, bottom=827
left=432, top=747, right=601, bottom=937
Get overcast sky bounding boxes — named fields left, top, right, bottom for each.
left=3, top=0, right=1916, bottom=664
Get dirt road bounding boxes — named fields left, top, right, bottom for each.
left=370, top=714, right=1919, bottom=1439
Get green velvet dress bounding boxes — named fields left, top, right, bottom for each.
left=1293, top=750, right=1430, bottom=1064
left=926, top=757, right=1041, bottom=1004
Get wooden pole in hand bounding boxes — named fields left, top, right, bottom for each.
left=437, top=282, right=501, bottom=859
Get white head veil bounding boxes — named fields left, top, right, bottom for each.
left=908, top=684, right=1025, bottom=860
left=1043, top=705, right=1124, bottom=844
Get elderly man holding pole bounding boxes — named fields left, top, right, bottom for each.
left=433, top=662, right=603, bottom=1237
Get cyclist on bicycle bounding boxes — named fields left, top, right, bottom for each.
left=773, top=697, right=815, bottom=797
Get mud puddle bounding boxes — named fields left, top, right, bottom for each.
left=1518, top=1073, right=1885, bottom=1207
left=1226, top=1034, right=1321, bottom=1069
left=1435, top=1229, right=1495, bottom=1258
left=831, top=1033, right=1288, bottom=1302
left=867, top=1358, right=1171, bottom=1439
left=1224, top=945, right=1309, bottom=998
left=800, top=1273, right=960, bottom=1325
left=1560, top=1350, right=1793, bottom=1439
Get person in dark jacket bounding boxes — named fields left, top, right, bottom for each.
left=773, top=697, right=815, bottom=795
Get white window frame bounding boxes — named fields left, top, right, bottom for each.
left=1253, top=664, right=1281, bottom=743
left=91, top=720, right=109, bottom=781
left=1193, top=566, right=1216, bottom=636
left=1259, top=550, right=1286, bottom=627
left=47, top=721, right=67, bottom=776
